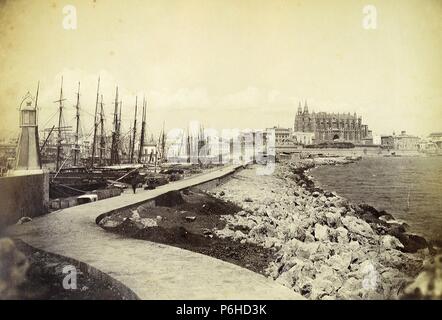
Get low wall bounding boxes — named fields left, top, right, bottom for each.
left=190, top=166, right=242, bottom=191
left=0, top=171, right=49, bottom=228
left=49, top=188, right=123, bottom=210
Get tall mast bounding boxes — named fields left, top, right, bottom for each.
left=110, top=86, right=119, bottom=165
left=73, top=82, right=81, bottom=166
left=130, top=96, right=138, bottom=163
left=90, top=77, right=100, bottom=167
left=128, top=125, right=132, bottom=163
left=55, top=77, right=65, bottom=171
left=138, top=97, right=146, bottom=163
left=34, top=81, right=40, bottom=110
left=118, top=100, right=123, bottom=161
left=160, top=121, right=165, bottom=162
left=99, top=94, right=105, bottom=166
left=118, top=100, right=122, bottom=133
left=35, top=81, right=42, bottom=164
left=186, top=127, right=191, bottom=163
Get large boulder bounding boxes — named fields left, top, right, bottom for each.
left=358, top=203, right=382, bottom=218
left=310, top=279, right=334, bottom=299
left=139, top=218, right=158, bottom=228
left=98, top=216, right=123, bottom=229
left=297, top=242, right=321, bottom=260
left=381, top=235, right=404, bottom=251
left=278, top=223, right=305, bottom=241
left=16, top=217, right=32, bottom=225
left=275, top=269, right=295, bottom=288
left=326, top=252, right=352, bottom=274
left=348, top=240, right=365, bottom=264
left=214, top=227, right=236, bottom=239
left=0, top=238, right=29, bottom=299
left=233, top=230, right=247, bottom=241
left=337, top=277, right=361, bottom=299
left=324, top=210, right=341, bottom=228
left=388, top=232, right=428, bottom=253
left=377, top=248, right=423, bottom=276
left=341, top=215, right=375, bottom=238
left=278, top=239, right=325, bottom=262
left=99, top=214, right=157, bottom=231
left=403, top=234, right=428, bottom=253
left=334, top=227, right=349, bottom=244
left=309, top=243, right=332, bottom=262
left=314, top=223, right=330, bottom=241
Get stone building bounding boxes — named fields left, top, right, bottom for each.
left=392, top=131, right=420, bottom=150
left=267, top=127, right=293, bottom=145
left=382, top=131, right=420, bottom=150
left=292, top=131, right=315, bottom=145
left=381, top=135, right=394, bottom=149
left=140, top=141, right=158, bottom=163
left=294, top=101, right=372, bottom=144
left=428, top=132, right=442, bottom=149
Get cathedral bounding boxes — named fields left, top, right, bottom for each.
left=294, top=101, right=372, bottom=144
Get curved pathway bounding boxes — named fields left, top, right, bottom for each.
left=6, top=165, right=302, bottom=299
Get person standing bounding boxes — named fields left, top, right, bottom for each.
left=131, top=174, right=138, bottom=194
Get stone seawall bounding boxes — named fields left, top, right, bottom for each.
left=0, top=172, right=49, bottom=228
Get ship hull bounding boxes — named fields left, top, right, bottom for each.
left=49, top=166, right=139, bottom=198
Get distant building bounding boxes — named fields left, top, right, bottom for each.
left=393, top=131, right=420, bottom=150
left=140, top=143, right=157, bottom=163
left=428, top=132, right=442, bottom=148
left=418, top=140, right=439, bottom=154
left=140, top=136, right=158, bottom=163
left=372, top=135, right=382, bottom=146
left=382, top=131, right=421, bottom=150
left=292, top=131, right=315, bottom=145
left=294, top=101, right=371, bottom=144
left=417, top=132, right=442, bottom=154
left=361, top=135, right=374, bottom=145
left=392, top=131, right=421, bottom=150
left=381, top=135, right=394, bottom=149
left=266, top=127, right=300, bottom=154
left=267, top=127, right=293, bottom=145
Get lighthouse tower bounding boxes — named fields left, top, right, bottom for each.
left=13, top=91, right=42, bottom=173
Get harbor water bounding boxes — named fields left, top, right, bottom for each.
left=310, top=156, right=442, bottom=241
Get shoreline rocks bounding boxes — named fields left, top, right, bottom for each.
left=210, top=157, right=433, bottom=299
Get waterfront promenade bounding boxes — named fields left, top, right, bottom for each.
left=5, top=164, right=302, bottom=300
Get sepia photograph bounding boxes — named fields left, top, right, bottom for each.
left=0, top=0, right=441, bottom=308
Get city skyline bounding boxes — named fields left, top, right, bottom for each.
left=0, top=0, right=441, bottom=138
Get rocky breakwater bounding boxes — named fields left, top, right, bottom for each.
left=209, top=157, right=436, bottom=299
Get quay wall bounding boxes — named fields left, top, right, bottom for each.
left=49, top=188, right=122, bottom=210
left=0, top=171, right=49, bottom=228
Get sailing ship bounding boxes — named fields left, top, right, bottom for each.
left=40, top=77, right=161, bottom=198
left=37, top=76, right=215, bottom=199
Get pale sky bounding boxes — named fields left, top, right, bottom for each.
left=0, top=0, right=441, bottom=139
